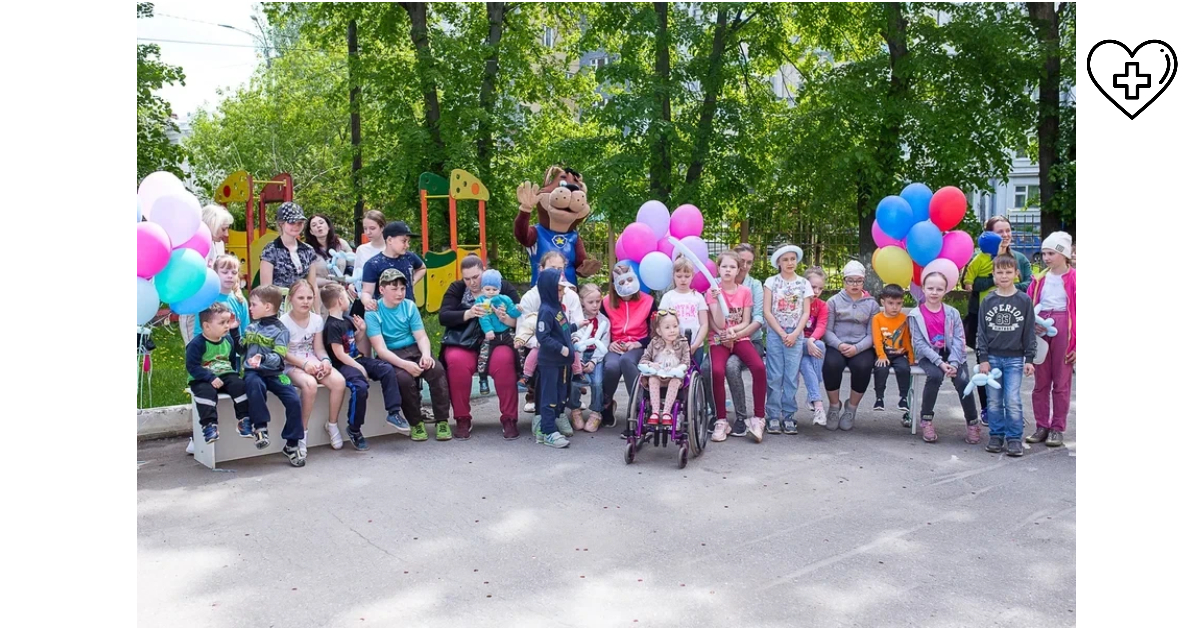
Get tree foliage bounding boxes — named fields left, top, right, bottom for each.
left=137, top=3, right=187, bottom=182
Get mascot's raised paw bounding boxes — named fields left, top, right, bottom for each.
left=516, top=181, right=539, bottom=212
left=578, top=258, right=603, bottom=277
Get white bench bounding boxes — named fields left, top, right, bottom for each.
left=188, top=381, right=401, bottom=470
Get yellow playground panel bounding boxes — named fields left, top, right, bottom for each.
left=418, top=169, right=490, bottom=312
left=213, top=170, right=293, bottom=289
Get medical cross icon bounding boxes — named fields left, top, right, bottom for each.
left=1113, top=62, right=1152, bottom=100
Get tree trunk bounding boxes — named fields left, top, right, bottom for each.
left=1028, top=2, right=1060, bottom=239
left=648, top=2, right=672, bottom=202
left=859, top=2, right=910, bottom=259
left=476, top=2, right=506, bottom=185
left=401, top=2, right=446, bottom=175
left=683, top=6, right=729, bottom=191
left=348, top=18, right=364, bottom=244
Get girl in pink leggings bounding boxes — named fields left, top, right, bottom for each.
left=708, top=251, right=768, bottom=443
left=1026, top=232, right=1076, bottom=448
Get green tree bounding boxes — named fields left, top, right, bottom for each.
left=137, top=2, right=187, bottom=181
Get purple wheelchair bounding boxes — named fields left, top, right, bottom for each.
left=623, top=332, right=712, bottom=469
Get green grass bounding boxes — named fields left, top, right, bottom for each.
left=138, top=310, right=448, bottom=409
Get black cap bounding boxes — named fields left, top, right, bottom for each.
left=383, top=221, right=413, bottom=239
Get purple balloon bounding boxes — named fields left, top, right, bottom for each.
left=872, top=220, right=905, bottom=249
left=137, top=222, right=172, bottom=279
left=938, top=230, right=974, bottom=269
left=150, top=192, right=202, bottom=247
left=669, top=204, right=704, bottom=239
left=621, top=223, right=658, bottom=262
left=637, top=200, right=671, bottom=239
left=680, top=236, right=708, bottom=263
left=137, top=171, right=184, bottom=221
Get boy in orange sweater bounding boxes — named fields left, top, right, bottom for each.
left=872, top=284, right=915, bottom=412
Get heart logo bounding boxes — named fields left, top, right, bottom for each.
left=1088, top=40, right=1177, bottom=120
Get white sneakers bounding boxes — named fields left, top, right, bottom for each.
left=326, top=422, right=343, bottom=450
left=185, top=437, right=194, bottom=455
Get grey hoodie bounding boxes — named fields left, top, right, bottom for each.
left=908, top=304, right=967, bottom=368
left=822, top=290, right=880, bottom=354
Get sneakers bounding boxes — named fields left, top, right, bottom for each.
left=1025, top=427, right=1049, bottom=444
left=584, top=413, right=601, bottom=433
left=517, top=375, right=529, bottom=391
left=555, top=415, right=575, bottom=437
left=1005, top=439, right=1024, bottom=457
left=348, top=431, right=369, bottom=451
left=965, top=421, right=982, bottom=445
left=479, top=377, right=491, bottom=396
left=202, top=423, right=219, bottom=444
left=824, top=403, right=841, bottom=431
left=711, top=419, right=731, bottom=442
left=542, top=431, right=570, bottom=448
left=386, top=412, right=412, bottom=435
left=985, top=435, right=1004, bottom=453
left=411, top=422, right=429, bottom=441
left=838, top=405, right=857, bottom=431
left=1046, top=431, right=1064, bottom=447
left=782, top=416, right=799, bottom=435
left=813, top=406, right=828, bottom=427
left=898, top=397, right=909, bottom=412
left=873, top=397, right=885, bottom=412
left=435, top=421, right=452, bottom=441
left=766, top=418, right=783, bottom=434
left=186, top=437, right=195, bottom=454
left=523, top=401, right=536, bottom=414
left=501, top=419, right=519, bottom=440
left=454, top=418, right=473, bottom=440
left=730, top=418, right=748, bottom=437
left=283, top=443, right=306, bottom=467
left=919, top=418, right=937, bottom=443
left=238, top=417, right=254, bottom=438
left=748, top=417, right=766, bottom=442
left=253, top=428, right=270, bottom=450
left=325, top=422, right=343, bottom=450
left=980, top=407, right=989, bottom=426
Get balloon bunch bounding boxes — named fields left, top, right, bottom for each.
left=136, top=172, right=221, bottom=325
left=962, top=364, right=1003, bottom=399
left=871, top=183, right=973, bottom=296
left=615, top=201, right=717, bottom=293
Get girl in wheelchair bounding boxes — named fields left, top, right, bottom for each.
left=638, top=310, right=691, bottom=428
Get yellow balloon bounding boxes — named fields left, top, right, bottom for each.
left=873, top=245, right=912, bottom=286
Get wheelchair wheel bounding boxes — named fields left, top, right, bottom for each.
left=677, top=445, right=688, bottom=469
left=687, top=375, right=709, bottom=457
left=625, top=386, right=641, bottom=434
left=624, top=442, right=635, bottom=465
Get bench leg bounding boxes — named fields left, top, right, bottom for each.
left=191, top=402, right=217, bottom=470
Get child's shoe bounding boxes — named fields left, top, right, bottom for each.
left=782, top=416, right=798, bottom=435
left=898, top=396, right=909, bottom=412
left=837, top=405, right=857, bottom=431
left=410, top=422, right=429, bottom=441
left=711, top=419, right=731, bottom=442
left=253, top=428, right=270, bottom=450
left=435, top=421, right=452, bottom=441
left=283, top=443, right=306, bottom=467
left=1025, top=427, right=1049, bottom=443
left=325, top=422, right=343, bottom=450
left=824, top=403, right=841, bottom=431
left=501, top=419, right=520, bottom=440
left=766, top=418, right=783, bottom=434
left=570, top=408, right=585, bottom=432
left=1005, top=439, right=1024, bottom=457
left=813, top=406, right=827, bottom=427
left=202, top=423, right=219, bottom=444
left=749, top=417, right=766, bottom=443
left=660, top=413, right=674, bottom=428
left=730, top=417, right=748, bottom=437
left=517, top=375, right=530, bottom=391
left=1046, top=431, right=1064, bottom=447
left=873, top=397, right=885, bottom=412
left=919, top=418, right=937, bottom=443
left=647, top=413, right=660, bottom=426
left=386, top=412, right=411, bottom=435
left=980, top=407, right=989, bottom=425
left=555, top=415, right=575, bottom=437
left=185, top=438, right=195, bottom=454
left=965, top=421, right=982, bottom=445
left=542, top=431, right=570, bottom=448
left=348, top=431, right=369, bottom=451
left=985, top=435, right=1004, bottom=453
left=479, top=377, right=491, bottom=396
left=584, top=412, right=602, bottom=433
left=238, top=418, right=254, bottom=438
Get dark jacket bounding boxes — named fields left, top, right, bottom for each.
left=439, top=278, right=521, bottom=351
left=535, top=269, right=575, bottom=367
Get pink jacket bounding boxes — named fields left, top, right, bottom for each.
left=1027, top=267, right=1076, bottom=358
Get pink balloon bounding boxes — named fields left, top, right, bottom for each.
left=680, top=236, right=708, bottom=262
left=621, top=223, right=657, bottom=262
left=137, top=222, right=172, bottom=278
left=177, top=222, right=213, bottom=260
left=656, top=236, right=676, bottom=258
left=669, top=204, right=704, bottom=239
left=872, top=220, right=906, bottom=248
left=615, top=234, right=628, bottom=261
left=689, top=258, right=719, bottom=292
left=921, top=258, right=960, bottom=290
left=938, top=230, right=974, bottom=269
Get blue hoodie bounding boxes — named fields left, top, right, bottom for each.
left=535, top=268, right=575, bottom=367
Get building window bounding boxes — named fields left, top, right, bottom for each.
left=1014, top=185, right=1040, bottom=209
left=542, top=27, right=555, bottom=47
left=590, top=56, right=607, bottom=70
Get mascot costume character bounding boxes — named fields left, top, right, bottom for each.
left=514, top=165, right=603, bottom=285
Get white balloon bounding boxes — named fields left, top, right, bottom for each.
left=137, top=171, right=185, bottom=221
left=1033, top=337, right=1050, bottom=365
left=150, top=192, right=203, bottom=247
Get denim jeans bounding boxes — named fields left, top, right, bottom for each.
left=799, top=339, right=825, bottom=404
left=985, top=355, right=1026, bottom=441
left=569, top=362, right=605, bottom=412
left=766, top=327, right=803, bottom=420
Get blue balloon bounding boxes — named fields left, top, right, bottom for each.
left=905, top=220, right=943, bottom=266
left=876, top=196, right=914, bottom=240
left=170, top=268, right=221, bottom=315
left=978, top=231, right=1002, bottom=256
left=155, top=248, right=208, bottom=303
left=900, top=183, right=933, bottom=223
left=137, top=278, right=160, bottom=325
left=638, top=251, right=675, bottom=291
left=617, top=259, right=652, bottom=295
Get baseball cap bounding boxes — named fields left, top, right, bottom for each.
left=379, top=268, right=408, bottom=285
left=275, top=202, right=306, bottom=224
left=383, top=221, right=413, bottom=239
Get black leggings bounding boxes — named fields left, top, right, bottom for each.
left=823, top=349, right=875, bottom=394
